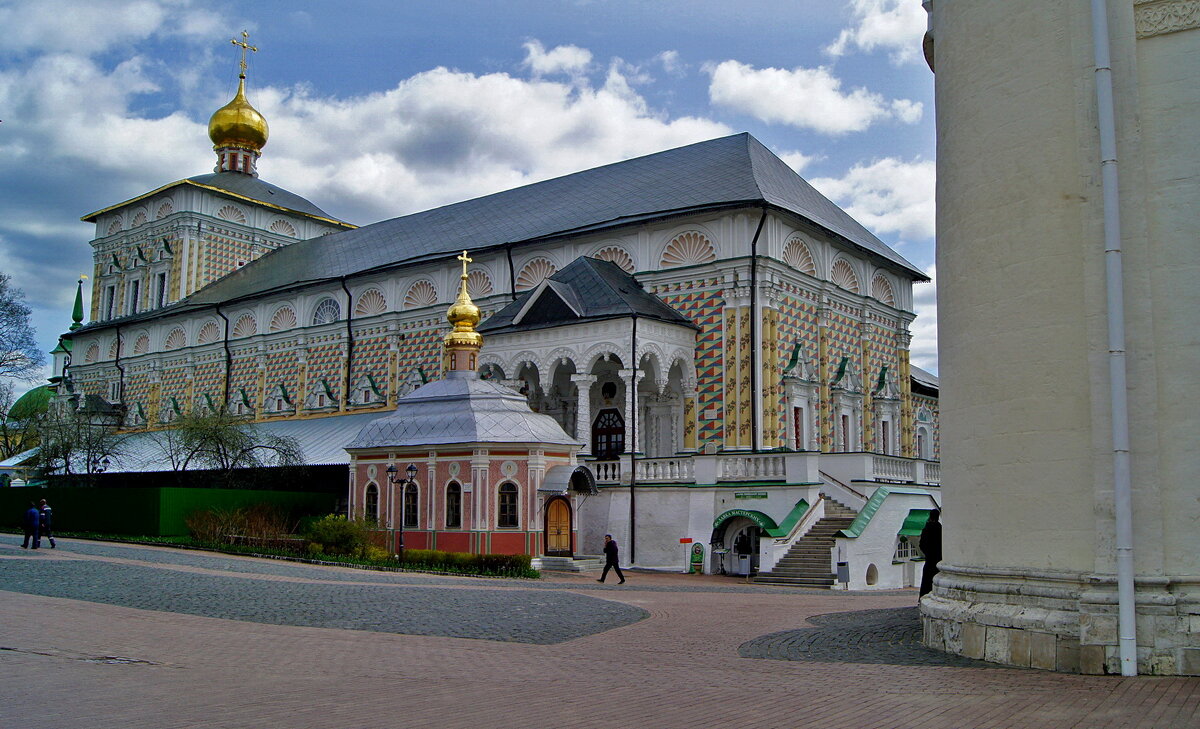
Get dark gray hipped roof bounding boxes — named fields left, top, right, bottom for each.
left=185, top=173, right=347, bottom=223
left=345, top=371, right=578, bottom=450
left=185, top=132, right=926, bottom=307
left=81, top=171, right=351, bottom=225
left=478, top=257, right=697, bottom=335
left=910, top=365, right=939, bottom=395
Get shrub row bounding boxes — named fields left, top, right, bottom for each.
left=183, top=508, right=538, bottom=577
left=398, top=549, right=535, bottom=577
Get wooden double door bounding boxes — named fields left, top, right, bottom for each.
left=544, top=497, right=572, bottom=556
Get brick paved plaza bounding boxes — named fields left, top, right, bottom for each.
left=3, top=536, right=1198, bottom=728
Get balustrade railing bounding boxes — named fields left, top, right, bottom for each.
left=872, top=455, right=915, bottom=482
left=591, top=460, right=624, bottom=483
left=921, top=461, right=941, bottom=485
left=635, top=457, right=695, bottom=482
left=717, top=453, right=786, bottom=481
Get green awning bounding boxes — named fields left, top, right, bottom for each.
left=713, top=508, right=779, bottom=532
left=898, top=508, right=933, bottom=536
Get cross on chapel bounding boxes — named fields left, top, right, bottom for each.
left=230, top=30, right=257, bottom=76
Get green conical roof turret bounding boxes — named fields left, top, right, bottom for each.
left=70, top=277, right=84, bottom=331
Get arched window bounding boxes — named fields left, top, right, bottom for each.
left=364, top=484, right=379, bottom=523
left=403, top=482, right=419, bottom=528
left=498, top=482, right=519, bottom=528
left=917, top=427, right=930, bottom=460
left=592, top=409, right=625, bottom=459
left=312, top=298, right=340, bottom=325
left=445, top=482, right=462, bottom=529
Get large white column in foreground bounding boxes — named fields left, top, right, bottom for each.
left=923, top=0, right=1200, bottom=674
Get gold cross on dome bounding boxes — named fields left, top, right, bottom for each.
left=458, top=250, right=472, bottom=278
left=230, top=30, right=258, bottom=75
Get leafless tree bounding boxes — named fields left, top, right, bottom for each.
left=151, top=410, right=303, bottom=483
left=0, top=273, right=46, bottom=381
left=32, top=401, right=128, bottom=480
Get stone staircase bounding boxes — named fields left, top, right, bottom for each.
left=754, top=498, right=858, bottom=588
left=534, top=555, right=605, bottom=572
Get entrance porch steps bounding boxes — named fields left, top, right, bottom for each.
left=535, top=555, right=605, bottom=572
left=754, top=497, right=857, bottom=588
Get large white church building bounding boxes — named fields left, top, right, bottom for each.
left=51, top=50, right=941, bottom=583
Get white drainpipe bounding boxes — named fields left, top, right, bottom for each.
left=1090, top=0, right=1137, bottom=677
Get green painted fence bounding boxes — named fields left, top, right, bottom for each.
left=0, top=486, right=336, bottom=537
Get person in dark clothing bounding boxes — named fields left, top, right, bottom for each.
left=597, top=534, right=625, bottom=584
left=918, top=508, right=942, bottom=597
left=21, top=502, right=40, bottom=549
left=38, top=499, right=55, bottom=549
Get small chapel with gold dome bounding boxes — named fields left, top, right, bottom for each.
left=52, top=32, right=942, bottom=576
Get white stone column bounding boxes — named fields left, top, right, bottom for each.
left=471, top=448, right=489, bottom=531
left=618, top=367, right=643, bottom=454
left=570, top=374, right=596, bottom=455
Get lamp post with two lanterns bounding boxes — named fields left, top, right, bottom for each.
left=386, top=463, right=418, bottom=562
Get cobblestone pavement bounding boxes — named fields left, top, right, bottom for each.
left=740, top=607, right=1003, bottom=667
left=2, top=538, right=1199, bottom=729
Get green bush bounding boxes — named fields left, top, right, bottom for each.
left=398, top=549, right=535, bottom=577
left=303, top=514, right=371, bottom=557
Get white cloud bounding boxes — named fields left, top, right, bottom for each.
left=909, top=267, right=938, bottom=373
left=826, top=0, right=927, bottom=65
left=705, top=60, right=921, bottom=134
left=258, top=65, right=731, bottom=222
left=810, top=157, right=934, bottom=240
left=656, top=50, right=686, bottom=77
left=0, top=0, right=220, bottom=55
left=522, top=40, right=593, bottom=77
left=779, top=150, right=818, bottom=174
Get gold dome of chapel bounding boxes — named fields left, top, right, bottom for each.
left=208, top=76, right=269, bottom=151
left=209, top=31, right=268, bottom=151
left=445, top=251, right=483, bottom=349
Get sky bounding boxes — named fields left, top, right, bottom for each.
left=0, top=0, right=938, bottom=394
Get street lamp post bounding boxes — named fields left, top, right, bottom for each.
left=386, top=463, right=418, bottom=563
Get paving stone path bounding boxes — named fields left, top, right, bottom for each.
left=740, top=606, right=1004, bottom=667
left=0, top=558, right=647, bottom=644
left=2, top=536, right=1198, bottom=729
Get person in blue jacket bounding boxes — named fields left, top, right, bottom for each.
left=38, top=499, right=55, bottom=549
left=21, top=501, right=39, bottom=549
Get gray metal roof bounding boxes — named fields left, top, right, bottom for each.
left=183, top=132, right=926, bottom=307
left=100, top=411, right=386, bottom=472
left=910, top=365, right=939, bottom=392
left=81, top=171, right=351, bottom=225
left=540, top=464, right=597, bottom=495
left=346, top=371, right=578, bottom=450
left=185, top=172, right=347, bottom=223
left=478, top=257, right=698, bottom=335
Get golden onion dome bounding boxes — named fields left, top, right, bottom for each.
left=444, top=252, right=483, bottom=350
left=445, top=288, right=483, bottom=348
left=208, top=76, right=269, bottom=150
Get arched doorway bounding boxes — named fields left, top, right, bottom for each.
left=592, top=408, right=625, bottom=459
left=544, top=497, right=572, bottom=556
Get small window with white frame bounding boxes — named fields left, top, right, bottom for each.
left=894, top=535, right=921, bottom=561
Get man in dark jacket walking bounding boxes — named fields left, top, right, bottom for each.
left=918, top=508, right=942, bottom=597
left=597, top=534, right=625, bottom=584
left=21, top=502, right=40, bottom=549
left=38, top=499, right=55, bottom=549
